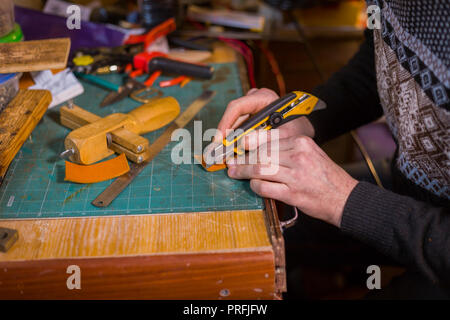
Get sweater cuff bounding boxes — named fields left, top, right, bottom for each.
left=341, top=181, right=408, bottom=256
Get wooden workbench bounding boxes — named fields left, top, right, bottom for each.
left=0, top=44, right=286, bottom=299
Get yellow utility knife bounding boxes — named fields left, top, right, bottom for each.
left=203, top=91, right=326, bottom=170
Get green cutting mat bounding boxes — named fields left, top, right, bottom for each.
left=0, top=63, right=264, bottom=219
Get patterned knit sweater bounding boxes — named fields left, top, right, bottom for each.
left=375, top=0, right=449, bottom=199
left=307, top=0, right=450, bottom=288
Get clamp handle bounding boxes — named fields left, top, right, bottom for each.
left=128, top=96, right=180, bottom=134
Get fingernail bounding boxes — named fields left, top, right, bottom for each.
left=228, top=167, right=235, bottom=177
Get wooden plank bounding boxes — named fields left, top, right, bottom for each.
left=0, top=251, right=276, bottom=299
left=0, top=89, right=52, bottom=181
left=0, top=211, right=271, bottom=261
left=0, top=38, right=71, bottom=73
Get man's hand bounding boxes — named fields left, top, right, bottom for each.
left=216, top=88, right=315, bottom=142
left=217, top=87, right=356, bottom=227
left=227, top=135, right=358, bottom=227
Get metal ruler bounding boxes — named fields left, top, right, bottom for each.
left=92, top=90, right=216, bottom=207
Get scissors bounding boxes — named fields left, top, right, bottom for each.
left=100, top=77, right=163, bottom=107
left=74, top=72, right=163, bottom=107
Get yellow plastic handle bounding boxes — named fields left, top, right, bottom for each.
left=127, top=97, right=180, bottom=134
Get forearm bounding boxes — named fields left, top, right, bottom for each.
left=341, top=181, right=450, bottom=288
left=307, top=29, right=383, bottom=144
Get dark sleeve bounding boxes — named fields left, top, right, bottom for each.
left=307, top=29, right=384, bottom=144
left=341, top=182, right=450, bottom=288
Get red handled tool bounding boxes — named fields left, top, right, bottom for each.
left=125, top=18, right=177, bottom=49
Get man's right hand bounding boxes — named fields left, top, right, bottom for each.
left=216, top=88, right=316, bottom=149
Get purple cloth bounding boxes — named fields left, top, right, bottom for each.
left=355, top=122, right=397, bottom=160
left=14, top=6, right=126, bottom=54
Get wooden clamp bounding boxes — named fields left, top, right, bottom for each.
left=60, top=97, right=180, bottom=165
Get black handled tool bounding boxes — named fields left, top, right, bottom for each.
left=148, top=57, right=214, bottom=79
left=203, top=91, right=326, bottom=168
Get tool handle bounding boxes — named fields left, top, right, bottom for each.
left=224, top=92, right=298, bottom=144
left=127, top=97, right=180, bottom=134
left=75, top=72, right=120, bottom=92
left=148, top=57, right=214, bottom=79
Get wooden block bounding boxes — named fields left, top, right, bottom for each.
left=60, top=104, right=101, bottom=128
left=0, top=89, right=52, bottom=181
left=0, top=38, right=71, bottom=73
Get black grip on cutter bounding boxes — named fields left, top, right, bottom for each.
left=148, top=57, right=214, bottom=79
left=225, top=92, right=297, bottom=143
